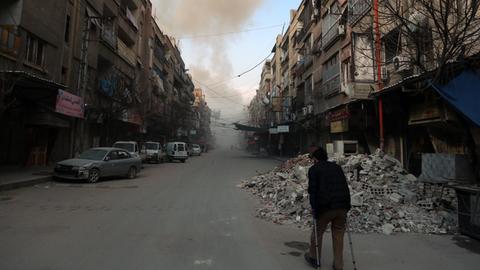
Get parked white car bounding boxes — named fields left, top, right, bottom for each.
left=113, top=141, right=141, bottom=158
left=165, top=142, right=188, bottom=163
left=143, top=141, right=166, bottom=163
left=191, top=144, right=202, bottom=156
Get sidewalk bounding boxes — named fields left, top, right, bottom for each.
left=0, top=166, right=53, bottom=191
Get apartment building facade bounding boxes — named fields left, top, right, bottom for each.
left=0, top=0, right=200, bottom=165
left=249, top=0, right=479, bottom=176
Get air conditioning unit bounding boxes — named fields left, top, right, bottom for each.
left=333, top=140, right=359, bottom=156
left=393, top=55, right=411, bottom=72
left=338, top=25, right=345, bottom=36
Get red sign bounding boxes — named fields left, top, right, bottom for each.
left=55, top=90, right=84, bottom=118
left=326, top=107, right=350, bottom=123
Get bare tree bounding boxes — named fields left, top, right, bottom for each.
left=348, top=0, right=480, bottom=82
left=383, top=0, right=480, bottom=75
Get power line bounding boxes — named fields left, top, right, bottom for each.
left=178, top=24, right=284, bottom=40
left=236, top=52, right=272, bottom=78
left=193, top=78, right=249, bottom=107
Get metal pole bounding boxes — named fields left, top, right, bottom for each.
left=373, top=0, right=385, bottom=151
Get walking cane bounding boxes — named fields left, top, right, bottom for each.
left=313, top=218, right=321, bottom=270
left=346, top=218, right=358, bottom=270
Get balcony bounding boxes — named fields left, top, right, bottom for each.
left=322, top=23, right=344, bottom=50
left=117, top=15, right=137, bottom=46
left=117, top=38, right=136, bottom=66
left=101, top=24, right=117, bottom=49
left=349, top=0, right=371, bottom=25
left=123, top=0, right=141, bottom=10
left=320, top=74, right=341, bottom=97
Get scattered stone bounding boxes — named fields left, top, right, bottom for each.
left=382, top=223, right=395, bottom=235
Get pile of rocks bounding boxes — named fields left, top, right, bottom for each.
left=240, top=150, right=458, bottom=234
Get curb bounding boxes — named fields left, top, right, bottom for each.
left=0, top=176, right=52, bottom=192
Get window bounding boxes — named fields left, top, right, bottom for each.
left=118, top=151, right=130, bottom=159
left=108, top=151, right=120, bottom=160
left=61, top=67, right=68, bottom=84
left=64, top=15, right=71, bottom=43
left=0, top=26, right=20, bottom=55
left=25, top=34, right=45, bottom=67
left=383, top=28, right=400, bottom=63
left=322, top=53, right=340, bottom=82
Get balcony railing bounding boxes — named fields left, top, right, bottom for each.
left=117, top=38, right=136, bottom=66
left=322, top=22, right=343, bottom=50
left=349, top=0, right=371, bottom=25
left=101, top=24, right=117, bottom=49
left=320, top=74, right=341, bottom=97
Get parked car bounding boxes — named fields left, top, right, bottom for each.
left=113, top=141, right=141, bottom=159
left=143, top=141, right=166, bottom=163
left=54, top=147, right=142, bottom=183
left=191, top=144, right=202, bottom=156
left=165, top=142, right=188, bottom=163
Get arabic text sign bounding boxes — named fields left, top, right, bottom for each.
left=55, top=90, right=84, bottom=118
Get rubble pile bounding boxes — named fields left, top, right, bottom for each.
left=240, top=150, right=458, bottom=234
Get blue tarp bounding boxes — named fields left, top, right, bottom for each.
left=431, top=69, right=480, bottom=127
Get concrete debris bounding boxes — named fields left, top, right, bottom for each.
left=240, top=151, right=458, bottom=235
left=382, top=223, right=395, bottom=235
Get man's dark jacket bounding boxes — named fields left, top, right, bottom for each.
left=308, top=161, right=351, bottom=216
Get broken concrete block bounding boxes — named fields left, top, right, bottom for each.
left=382, top=223, right=395, bottom=235
left=389, top=193, right=403, bottom=203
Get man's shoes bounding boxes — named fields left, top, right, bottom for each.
left=304, top=253, right=320, bottom=268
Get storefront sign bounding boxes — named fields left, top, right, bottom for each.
left=330, top=119, right=349, bottom=133
left=408, top=103, right=443, bottom=125
left=269, top=128, right=278, bottom=134
left=120, top=109, right=143, bottom=126
left=55, top=90, right=84, bottom=118
left=326, top=107, right=350, bottom=123
left=277, top=125, right=290, bottom=133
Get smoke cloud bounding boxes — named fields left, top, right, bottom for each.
left=151, top=0, right=265, bottom=121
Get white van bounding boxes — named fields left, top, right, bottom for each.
left=113, top=141, right=140, bottom=158
left=165, top=142, right=188, bottom=163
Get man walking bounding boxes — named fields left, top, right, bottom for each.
left=305, top=147, right=351, bottom=270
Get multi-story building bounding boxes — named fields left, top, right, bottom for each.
left=249, top=0, right=479, bottom=176
left=0, top=0, right=198, bottom=165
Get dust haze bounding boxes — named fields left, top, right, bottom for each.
left=151, top=0, right=263, bottom=118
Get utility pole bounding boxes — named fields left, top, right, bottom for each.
left=373, top=0, right=385, bottom=151
left=74, top=14, right=108, bottom=155
left=73, top=14, right=91, bottom=156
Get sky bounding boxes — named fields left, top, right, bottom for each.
left=151, top=0, right=301, bottom=124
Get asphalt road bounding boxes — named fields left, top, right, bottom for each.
left=1, top=149, right=479, bottom=270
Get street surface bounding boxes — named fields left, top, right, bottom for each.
left=1, top=149, right=479, bottom=270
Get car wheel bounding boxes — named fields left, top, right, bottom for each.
left=87, top=168, right=100, bottom=183
left=127, top=167, right=137, bottom=179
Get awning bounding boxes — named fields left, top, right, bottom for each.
left=0, top=70, right=67, bottom=101
left=430, top=69, right=480, bottom=127
left=233, top=123, right=268, bottom=132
